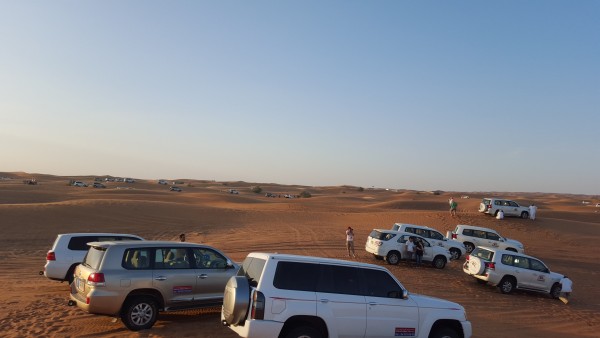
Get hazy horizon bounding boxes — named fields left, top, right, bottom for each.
left=1, top=1, right=598, bottom=195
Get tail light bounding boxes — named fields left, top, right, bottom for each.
left=251, top=291, right=265, bottom=320
left=485, top=262, right=495, bottom=270
left=87, top=273, right=106, bottom=286
left=46, top=252, right=56, bottom=261
left=486, top=204, right=492, bottom=209
left=451, top=233, right=457, bottom=239
left=465, top=254, right=470, bottom=261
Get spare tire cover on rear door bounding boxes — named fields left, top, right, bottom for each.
left=222, top=276, right=250, bottom=325
left=467, top=257, right=485, bottom=275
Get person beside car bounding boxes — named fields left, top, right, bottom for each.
left=415, top=238, right=424, bottom=266
left=496, top=209, right=504, bottom=220
left=529, top=204, right=537, bottom=220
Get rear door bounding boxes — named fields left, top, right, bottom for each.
left=316, top=264, right=366, bottom=338
left=362, top=269, right=419, bottom=338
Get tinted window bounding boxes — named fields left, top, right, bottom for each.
left=415, top=229, right=428, bottom=237
left=192, top=248, right=228, bottom=269
left=472, top=230, right=486, bottom=239
left=123, top=248, right=151, bottom=270
left=317, top=265, right=361, bottom=296
left=155, top=248, right=191, bottom=269
left=361, top=269, right=403, bottom=298
left=273, top=261, right=319, bottom=291
left=513, top=256, right=530, bottom=269
left=369, top=230, right=396, bottom=241
left=430, top=231, right=444, bottom=240
left=82, top=246, right=106, bottom=269
left=530, top=259, right=547, bottom=272
left=501, top=254, right=514, bottom=266
left=462, top=229, right=473, bottom=236
left=405, top=227, right=416, bottom=234
left=237, top=257, right=266, bottom=287
left=471, top=248, right=494, bottom=261
left=486, top=232, right=500, bottom=241
left=68, top=236, right=141, bottom=251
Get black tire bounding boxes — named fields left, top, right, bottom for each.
left=550, top=283, right=561, bottom=299
left=430, top=326, right=460, bottom=338
left=499, top=277, right=516, bottom=294
left=222, top=276, right=250, bottom=325
left=120, top=297, right=158, bottom=331
left=285, top=325, right=323, bottom=338
left=464, top=242, right=475, bottom=253
left=449, top=248, right=461, bottom=260
left=432, top=256, right=447, bottom=269
left=386, top=251, right=401, bottom=265
left=521, top=211, right=529, bottom=219
left=65, top=265, right=76, bottom=285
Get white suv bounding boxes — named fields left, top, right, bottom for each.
left=221, top=252, right=472, bottom=338
left=42, top=233, right=143, bottom=283
left=392, top=223, right=466, bottom=260
left=448, top=224, right=524, bottom=254
left=365, top=229, right=452, bottom=269
left=463, top=246, right=564, bottom=298
left=479, top=198, right=530, bottom=218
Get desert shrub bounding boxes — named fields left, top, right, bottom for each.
left=251, top=186, right=262, bottom=194
left=299, top=191, right=312, bottom=198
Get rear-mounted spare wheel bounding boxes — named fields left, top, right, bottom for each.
left=222, top=276, right=250, bottom=325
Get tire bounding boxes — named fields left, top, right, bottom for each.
left=222, top=276, right=250, bottom=325
left=120, top=297, right=158, bottom=331
left=65, top=265, right=76, bottom=285
left=430, top=326, right=460, bottom=338
left=449, top=248, right=461, bottom=260
left=499, top=277, right=515, bottom=294
left=521, top=211, right=529, bottom=219
left=464, top=242, right=475, bottom=253
left=550, top=283, right=561, bottom=299
left=285, top=325, right=323, bottom=338
left=386, top=251, right=401, bottom=265
left=432, top=256, right=447, bottom=269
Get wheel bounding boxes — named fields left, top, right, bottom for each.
left=521, top=211, right=529, bottom=219
left=65, top=265, right=76, bottom=285
left=464, top=242, right=475, bottom=253
left=386, top=251, right=400, bottom=265
left=285, top=325, right=323, bottom=338
left=449, top=248, right=461, bottom=260
left=550, top=283, right=561, bottom=299
left=430, top=326, right=459, bottom=338
left=432, top=256, right=447, bottom=269
left=120, top=297, right=158, bottom=331
left=499, top=277, right=515, bottom=294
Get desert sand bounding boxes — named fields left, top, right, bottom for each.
left=0, top=172, right=599, bottom=337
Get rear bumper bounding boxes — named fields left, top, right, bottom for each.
left=69, top=284, right=123, bottom=315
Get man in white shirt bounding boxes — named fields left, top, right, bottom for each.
left=529, top=204, right=537, bottom=220
left=346, top=227, right=356, bottom=258
left=407, top=237, right=415, bottom=264
left=559, top=276, right=573, bottom=304
left=496, top=209, right=504, bottom=220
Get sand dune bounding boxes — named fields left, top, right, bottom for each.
left=0, top=174, right=599, bottom=337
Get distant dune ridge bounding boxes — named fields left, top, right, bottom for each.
left=0, top=172, right=599, bottom=337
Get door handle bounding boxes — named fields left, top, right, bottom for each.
left=369, top=302, right=377, bottom=306
left=154, top=276, right=167, bottom=281
left=320, top=299, right=329, bottom=303
left=198, top=274, right=208, bottom=279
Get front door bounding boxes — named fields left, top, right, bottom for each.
left=152, top=247, right=198, bottom=308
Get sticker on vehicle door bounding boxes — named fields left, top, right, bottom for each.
left=173, top=286, right=193, bottom=294
left=537, top=275, right=545, bottom=282
left=395, top=327, right=416, bottom=336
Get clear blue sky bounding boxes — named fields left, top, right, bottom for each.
left=1, top=1, right=598, bottom=194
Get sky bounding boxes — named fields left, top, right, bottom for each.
left=1, top=1, right=598, bottom=195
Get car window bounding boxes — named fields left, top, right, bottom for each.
left=513, top=256, right=530, bottom=269
left=156, top=248, right=191, bottom=269
left=430, top=230, right=444, bottom=240
left=237, top=257, right=266, bottom=287
left=418, top=238, right=431, bottom=247
left=82, top=246, right=106, bottom=269
left=462, top=229, right=473, bottom=236
left=508, top=201, right=518, bottom=207
left=472, top=248, right=494, bottom=261
left=405, top=227, right=416, bottom=234
left=486, top=232, right=500, bottom=241
left=317, top=265, right=361, bottom=296
left=369, top=230, right=395, bottom=241
left=495, top=200, right=502, bottom=206
left=530, top=259, right=547, bottom=272
left=398, top=235, right=409, bottom=243
left=192, top=248, right=228, bottom=269
left=501, top=254, right=514, bottom=266
left=472, top=230, right=486, bottom=239
left=123, top=248, right=151, bottom=270
left=415, top=229, right=428, bottom=237
left=273, top=261, right=318, bottom=291
left=502, top=201, right=511, bottom=206
left=361, top=269, right=403, bottom=298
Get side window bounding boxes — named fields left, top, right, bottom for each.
left=237, top=257, right=266, bottom=287
left=123, top=248, right=151, bottom=270
left=430, top=231, right=444, bottom=240
left=69, top=236, right=98, bottom=251
left=473, top=230, right=486, bottom=239
left=495, top=200, right=502, bottom=206
left=273, top=261, right=318, bottom=291
left=501, top=254, right=514, bottom=266
left=156, top=247, right=190, bottom=269
left=405, top=227, right=416, bottom=234
left=415, top=229, right=428, bottom=237
left=508, top=201, right=518, bottom=207
left=317, top=265, right=361, bottom=296
left=361, top=269, right=403, bottom=298
left=398, top=235, right=408, bottom=244
left=486, top=232, right=500, bottom=241
left=513, top=256, right=530, bottom=269
left=530, top=259, right=547, bottom=272
left=193, top=248, right=228, bottom=269
left=462, top=229, right=473, bottom=236
left=502, top=201, right=510, bottom=206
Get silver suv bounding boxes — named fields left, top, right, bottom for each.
left=69, top=241, right=239, bottom=331
left=479, top=198, right=530, bottom=218
left=42, top=233, right=143, bottom=283
left=463, top=246, right=564, bottom=298
left=221, top=252, right=472, bottom=338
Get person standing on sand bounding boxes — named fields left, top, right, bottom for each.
left=346, top=227, right=356, bottom=258
left=496, top=209, right=504, bottom=220
left=559, top=275, right=573, bottom=304
left=415, top=238, right=424, bottom=266
left=450, top=198, right=458, bottom=216
left=179, top=233, right=186, bottom=242
left=529, top=204, right=537, bottom=220
left=407, top=237, right=415, bottom=264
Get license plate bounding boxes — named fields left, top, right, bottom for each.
left=75, top=277, right=85, bottom=292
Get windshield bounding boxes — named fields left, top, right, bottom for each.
left=82, top=246, right=107, bottom=269
left=470, top=247, right=494, bottom=261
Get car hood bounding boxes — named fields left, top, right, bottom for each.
left=549, top=271, right=564, bottom=281
left=410, top=293, right=466, bottom=312
left=505, top=238, right=524, bottom=248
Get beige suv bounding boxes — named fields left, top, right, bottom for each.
left=69, top=241, right=239, bottom=331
